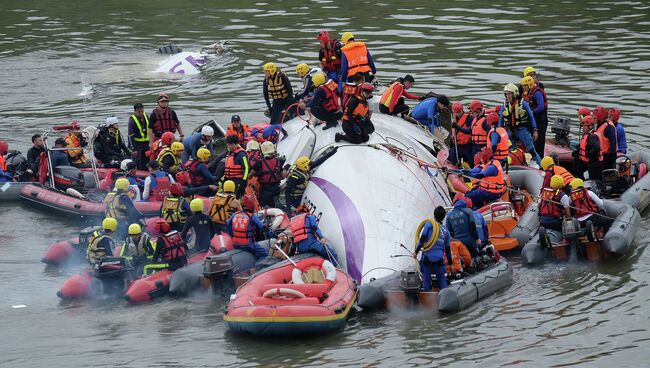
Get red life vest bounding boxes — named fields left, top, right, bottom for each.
left=231, top=211, right=253, bottom=246
left=478, top=160, right=505, bottom=193
left=158, top=231, right=187, bottom=262
left=290, top=213, right=310, bottom=243
left=224, top=147, right=245, bottom=180
left=595, top=121, right=617, bottom=156
left=487, top=127, right=510, bottom=160
left=539, top=188, right=563, bottom=217
left=151, top=107, right=177, bottom=138
left=247, top=150, right=262, bottom=172
left=526, top=85, right=548, bottom=111
left=149, top=171, right=171, bottom=201
left=320, top=40, right=341, bottom=71
left=342, top=95, right=369, bottom=123
left=184, top=159, right=205, bottom=187
left=453, top=113, right=472, bottom=145
left=319, top=80, right=340, bottom=112
left=579, top=132, right=603, bottom=163
left=258, top=157, right=282, bottom=185
left=38, top=151, right=49, bottom=185
left=341, top=83, right=360, bottom=109
left=570, top=188, right=599, bottom=218
left=471, top=116, right=488, bottom=145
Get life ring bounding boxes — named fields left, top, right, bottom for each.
left=291, top=258, right=336, bottom=285
left=258, top=208, right=289, bottom=231
left=52, top=121, right=81, bottom=131
left=262, top=287, right=305, bottom=300
left=638, top=163, right=647, bottom=179
left=415, top=219, right=435, bottom=252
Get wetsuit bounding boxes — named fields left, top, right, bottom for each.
left=410, top=97, right=442, bottom=133
left=181, top=212, right=218, bottom=253
left=416, top=220, right=452, bottom=291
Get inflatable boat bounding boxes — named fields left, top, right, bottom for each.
left=224, top=257, right=357, bottom=336
left=0, top=182, right=34, bottom=202
left=42, top=226, right=101, bottom=265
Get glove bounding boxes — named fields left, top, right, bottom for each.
left=474, top=173, right=485, bottom=179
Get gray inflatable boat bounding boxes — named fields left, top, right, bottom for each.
left=620, top=150, right=650, bottom=212
left=507, top=168, right=544, bottom=247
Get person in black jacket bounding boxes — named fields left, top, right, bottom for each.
left=94, top=117, right=131, bottom=167
left=181, top=199, right=218, bottom=254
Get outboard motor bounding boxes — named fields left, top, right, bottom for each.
left=5, top=150, right=32, bottom=181
left=399, top=269, right=423, bottom=305
left=203, top=254, right=235, bottom=295
left=93, top=257, right=131, bottom=295
left=52, top=165, right=83, bottom=190
left=551, top=117, right=571, bottom=147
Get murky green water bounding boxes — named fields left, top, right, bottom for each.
left=1, top=1, right=650, bottom=366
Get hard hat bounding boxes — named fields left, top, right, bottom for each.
left=197, top=147, right=211, bottom=161
left=582, top=115, right=595, bottom=126
left=296, top=63, right=310, bottom=78
left=225, top=134, right=239, bottom=144
left=169, top=182, right=183, bottom=196
left=316, top=30, right=330, bottom=43
left=481, top=147, right=494, bottom=162
left=486, top=112, right=499, bottom=125
left=241, top=195, right=256, bottom=210
left=263, top=62, right=277, bottom=75
left=190, top=198, right=204, bottom=213
left=577, top=107, right=591, bottom=117
left=128, top=223, right=142, bottom=235
left=593, top=106, right=608, bottom=122
left=120, top=159, right=133, bottom=171
left=246, top=140, right=260, bottom=151
left=114, top=178, right=130, bottom=191
left=469, top=100, right=484, bottom=112
left=569, top=178, right=584, bottom=190
left=231, top=114, right=241, bottom=122
left=522, top=66, right=537, bottom=77
left=295, top=156, right=310, bottom=172
left=0, top=141, right=7, bottom=155
left=341, top=31, right=354, bottom=44
left=311, top=73, right=326, bottom=87
left=360, top=82, right=374, bottom=94
left=260, top=141, right=276, bottom=157
left=223, top=180, right=236, bottom=193
left=540, top=156, right=555, bottom=170
left=503, top=83, right=519, bottom=96
left=201, top=126, right=214, bottom=136
left=171, top=141, right=184, bottom=153
left=609, top=107, right=621, bottom=122
left=550, top=175, right=565, bottom=190
left=161, top=132, right=175, bottom=145
left=175, top=171, right=190, bottom=185
left=521, top=76, right=535, bottom=88
left=157, top=92, right=170, bottom=102
left=102, top=217, right=118, bottom=232
left=106, top=116, right=119, bottom=125
left=452, top=101, right=463, bottom=114
left=155, top=219, right=171, bottom=234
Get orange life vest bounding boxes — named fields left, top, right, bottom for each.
left=224, top=147, right=245, bottom=180
left=379, top=82, right=403, bottom=108
left=231, top=211, right=253, bottom=246
left=595, top=121, right=617, bottom=156
left=158, top=231, right=187, bottom=262
left=478, top=160, right=505, bottom=193
left=570, top=188, right=599, bottom=219
left=579, top=131, right=603, bottom=163
left=290, top=213, right=309, bottom=243
left=319, top=80, right=340, bottom=112
left=341, top=83, right=360, bottom=108
left=452, top=113, right=473, bottom=145
left=539, top=188, right=563, bottom=218
left=341, top=41, right=371, bottom=77
left=65, top=133, right=87, bottom=164
left=0, top=155, right=6, bottom=171
left=552, top=166, right=575, bottom=186
left=151, top=107, right=177, bottom=138
left=471, top=116, right=488, bottom=145
left=342, top=95, right=369, bottom=123
left=226, top=124, right=250, bottom=144
left=487, top=127, right=509, bottom=160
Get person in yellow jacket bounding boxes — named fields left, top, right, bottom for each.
left=340, top=32, right=377, bottom=83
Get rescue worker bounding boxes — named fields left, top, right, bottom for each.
left=449, top=101, right=475, bottom=167
left=540, top=156, right=574, bottom=190
left=486, top=111, right=511, bottom=167
left=127, top=103, right=150, bottom=170
left=27, top=134, right=45, bottom=174
left=609, top=107, right=627, bottom=155
left=435, top=206, right=475, bottom=275
left=317, top=30, right=343, bottom=83
left=290, top=204, right=338, bottom=263
left=307, top=72, right=342, bottom=130
left=410, top=95, right=451, bottom=133
left=415, top=207, right=452, bottom=291
left=335, top=82, right=375, bottom=144
left=222, top=134, right=250, bottom=198
left=462, top=148, right=506, bottom=209
left=507, top=140, right=528, bottom=167
left=568, top=178, right=611, bottom=231
left=470, top=100, right=490, bottom=159
left=142, top=160, right=173, bottom=201
left=210, top=180, right=241, bottom=233
left=577, top=107, right=591, bottom=125
left=149, top=93, right=184, bottom=141
left=50, top=138, right=71, bottom=168
left=103, top=178, right=142, bottom=236
left=160, top=182, right=192, bottom=232
left=285, top=156, right=311, bottom=211
left=144, top=219, right=188, bottom=274
left=157, top=141, right=184, bottom=175
left=521, top=75, right=548, bottom=156
left=184, top=147, right=216, bottom=187
left=0, top=141, right=6, bottom=174
left=538, top=175, right=570, bottom=232
left=148, top=131, right=175, bottom=164
left=181, top=198, right=218, bottom=253
left=226, top=115, right=250, bottom=144
left=120, top=223, right=155, bottom=271
left=246, top=140, right=263, bottom=176
left=64, top=123, right=89, bottom=167
left=498, top=83, right=541, bottom=166
left=226, top=196, right=273, bottom=260
left=262, top=62, right=293, bottom=125
left=340, top=32, right=377, bottom=83
left=523, top=66, right=545, bottom=89
left=111, top=159, right=141, bottom=188
left=379, top=74, right=421, bottom=116
left=294, top=63, right=317, bottom=103
left=573, top=115, right=603, bottom=181
left=444, top=199, right=485, bottom=258
left=94, top=117, right=131, bottom=166
left=86, top=217, right=117, bottom=265
left=181, top=126, right=214, bottom=162
left=593, top=105, right=618, bottom=171
left=256, top=141, right=285, bottom=208
left=340, top=73, right=363, bottom=109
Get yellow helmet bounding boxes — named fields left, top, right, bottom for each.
left=263, top=62, right=277, bottom=75
left=523, top=66, right=537, bottom=77
left=550, top=175, right=565, bottom=190
left=128, top=223, right=142, bottom=235
left=102, top=217, right=118, bottom=232
left=570, top=178, right=584, bottom=190
left=190, top=198, right=204, bottom=213
left=171, top=141, right=184, bottom=153
left=223, top=180, right=236, bottom=193
left=312, top=72, right=326, bottom=87
left=521, top=76, right=535, bottom=89
left=114, top=178, right=130, bottom=191
left=296, top=63, right=309, bottom=77
left=341, top=31, right=355, bottom=44
left=295, top=156, right=310, bottom=172
left=197, top=147, right=211, bottom=161
left=540, top=156, right=555, bottom=170
left=503, top=83, right=519, bottom=96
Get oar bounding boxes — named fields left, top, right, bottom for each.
left=271, top=242, right=298, bottom=267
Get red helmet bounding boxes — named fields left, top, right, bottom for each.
left=582, top=115, right=595, bottom=127
left=452, top=101, right=463, bottom=114
left=317, top=30, right=330, bottom=43
left=577, top=107, right=591, bottom=117
left=169, top=182, right=183, bottom=196
left=0, top=140, right=7, bottom=155
left=481, top=147, right=494, bottom=162
left=241, top=195, right=256, bottom=210
left=161, top=132, right=175, bottom=146
left=486, top=112, right=499, bottom=125
left=494, top=105, right=502, bottom=113
left=155, top=219, right=171, bottom=234
left=593, top=106, right=608, bottom=122
left=360, top=82, right=374, bottom=92
left=608, top=107, right=621, bottom=122
left=175, top=171, right=190, bottom=185
left=469, top=100, right=484, bottom=112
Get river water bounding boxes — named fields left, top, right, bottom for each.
left=1, top=1, right=650, bottom=367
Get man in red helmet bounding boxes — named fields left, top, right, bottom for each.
left=469, top=100, right=490, bottom=161
left=572, top=115, right=602, bottom=180
left=461, top=147, right=507, bottom=209
left=316, top=30, right=343, bottom=86
left=593, top=106, right=618, bottom=171
left=609, top=107, right=627, bottom=154
left=148, top=93, right=184, bottom=141
left=226, top=195, right=273, bottom=260
left=335, top=82, right=375, bottom=144
left=290, top=204, right=338, bottom=263
left=449, top=101, right=475, bottom=167
left=0, top=140, right=13, bottom=183
left=160, top=182, right=191, bottom=232
left=144, top=219, right=189, bottom=274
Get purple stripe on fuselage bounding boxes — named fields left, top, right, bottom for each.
left=311, top=177, right=365, bottom=282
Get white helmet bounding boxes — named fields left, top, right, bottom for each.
left=308, top=67, right=323, bottom=77
left=106, top=116, right=119, bottom=125
left=120, top=159, right=133, bottom=171
left=201, top=126, right=214, bottom=136
left=246, top=140, right=260, bottom=151
left=260, top=141, right=276, bottom=157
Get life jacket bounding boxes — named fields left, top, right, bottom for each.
left=224, top=147, right=246, bottom=180
left=595, top=121, right=618, bottom=156
left=471, top=115, right=488, bottom=145
left=151, top=107, right=177, bottom=138
left=379, top=82, right=403, bottom=108
left=103, top=191, right=129, bottom=220
left=287, top=167, right=310, bottom=198
left=210, top=193, right=236, bottom=225
left=508, top=147, right=527, bottom=166
left=342, top=95, right=369, bottom=123
left=258, top=157, right=282, bottom=185
left=226, top=124, right=250, bottom=143
left=318, top=80, right=340, bottom=112
left=148, top=141, right=166, bottom=160
left=341, top=83, right=360, bottom=108
left=579, top=131, right=603, bottom=163
left=539, top=188, right=563, bottom=218
left=156, top=147, right=181, bottom=173
left=289, top=213, right=311, bottom=243
left=265, top=72, right=289, bottom=100
left=570, top=188, right=599, bottom=219
left=87, top=231, right=112, bottom=264
left=487, top=127, right=509, bottom=160
left=247, top=150, right=263, bottom=173
left=38, top=151, right=48, bottom=185
left=184, top=159, right=206, bottom=187
left=452, top=113, right=472, bottom=145
left=149, top=171, right=171, bottom=201
left=231, top=211, right=253, bottom=246
left=131, top=114, right=150, bottom=143
left=552, top=166, right=575, bottom=186
left=158, top=231, right=187, bottom=262
left=445, top=240, right=472, bottom=273
left=64, top=133, right=88, bottom=165
left=161, top=196, right=188, bottom=225
left=320, top=40, right=341, bottom=71
left=341, top=41, right=371, bottom=77
left=502, top=99, right=531, bottom=130
left=478, top=160, right=505, bottom=193
left=526, top=85, right=548, bottom=111
left=122, top=233, right=153, bottom=259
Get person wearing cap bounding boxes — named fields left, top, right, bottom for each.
left=498, top=83, right=541, bottom=166
left=449, top=101, right=475, bottom=167
left=609, top=108, right=627, bottom=155
left=181, top=199, right=218, bottom=253
left=409, top=95, right=451, bottom=133
left=379, top=74, right=421, bottom=116
left=64, top=123, right=89, bottom=167
left=226, top=115, right=250, bottom=144
left=262, top=62, right=293, bottom=125
left=593, top=106, right=618, bottom=171
left=148, top=93, right=184, bottom=141
left=94, top=116, right=131, bottom=167
left=222, top=134, right=250, bottom=199
left=51, top=138, right=71, bottom=168
left=340, top=32, right=376, bottom=83
left=181, top=125, right=214, bottom=162
left=294, top=64, right=320, bottom=104
left=335, top=82, right=375, bottom=143
left=128, top=102, right=151, bottom=170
